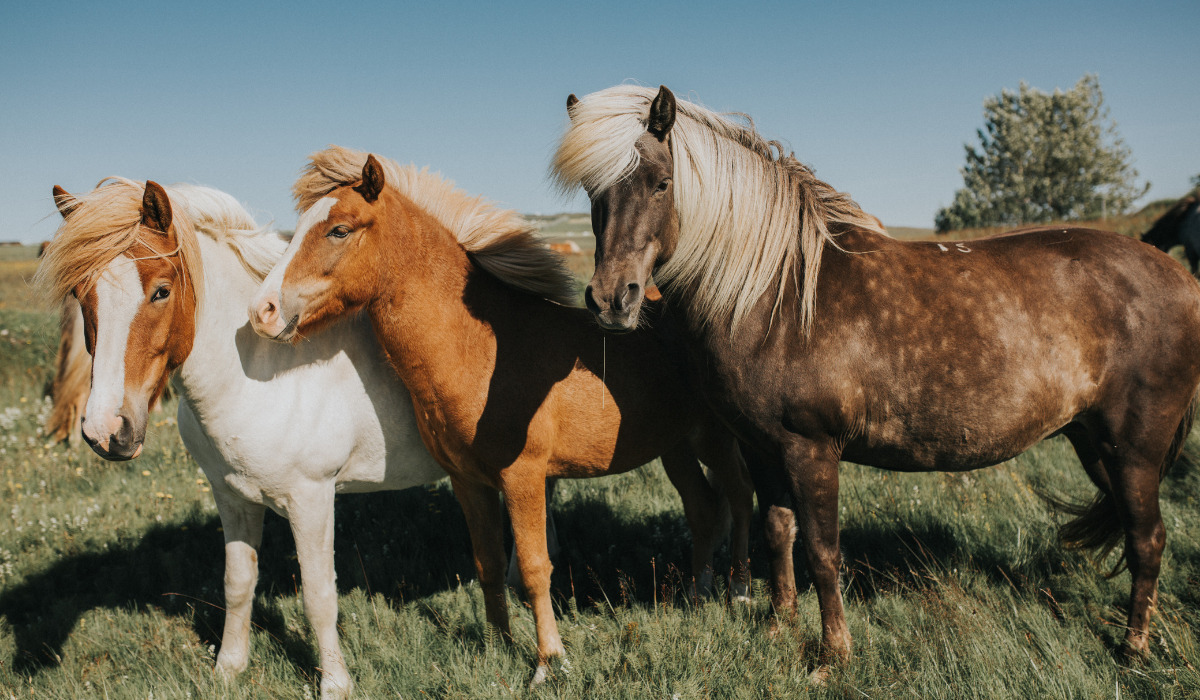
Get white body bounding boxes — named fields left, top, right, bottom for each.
left=88, top=221, right=444, bottom=699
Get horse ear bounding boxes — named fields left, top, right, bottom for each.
left=566, top=93, right=579, bottom=119
left=355, top=154, right=385, bottom=203
left=647, top=85, right=676, bottom=140
left=52, top=185, right=79, bottom=219
left=142, top=181, right=173, bottom=235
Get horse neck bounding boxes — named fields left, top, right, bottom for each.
left=168, top=234, right=261, bottom=407
left=365, top=201, right=494, bottom=407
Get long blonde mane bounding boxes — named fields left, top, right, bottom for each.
left=551, top=85, right=887, bottom=333
left=35, top=178, right=283, bottom=308
left=295, top=145, right=578, bottom=307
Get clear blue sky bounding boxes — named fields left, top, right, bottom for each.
left=3, top=1, right=1197, bottom=242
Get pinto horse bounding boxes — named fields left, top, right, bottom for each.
left=552, top=85, right=1200, bottom=665
left=37, top=178, right=456, bottom=699
left=249, top=146, right=755, bottom=683
left=1142, top=190, right=1200, bottom=274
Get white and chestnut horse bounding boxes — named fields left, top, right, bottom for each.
left=38, top=178, right=448, bottom=698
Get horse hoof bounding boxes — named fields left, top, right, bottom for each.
left=529, top=656, right=570, bottom=687
left=808, top=665, right=832, bottom=686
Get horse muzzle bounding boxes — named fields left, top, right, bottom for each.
left=81, top=411, right=145, bottom=461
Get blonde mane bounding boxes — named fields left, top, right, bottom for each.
left=551, top=85, right=887, bottom=333
left=295, top=145, right=578, bottom=307
left=35, top=178, right=283, bottom=308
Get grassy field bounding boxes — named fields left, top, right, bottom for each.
left=1, top=220, right=1199, bottom=699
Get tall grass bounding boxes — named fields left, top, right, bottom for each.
left=1, top=243, right=1197, bottom=698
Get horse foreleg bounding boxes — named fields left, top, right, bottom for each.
left=451, top=477, right=512, bottom=641
left=286, top=484, right=352, bottom=700
left=507, top=479, right=559, bottom=594
left=500, top=468, right=565, bottom=683
left=661, top=443, right=722, bottom=598
left=211, top=489, right=265, bottom=679
left=690, top=427, right=755, bottom=602
left=785, top=439, right=851, bottom=664
left=742, top=443, right=798, bottom=614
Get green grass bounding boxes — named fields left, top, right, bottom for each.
left=2, top=242, right=1199, bottom=698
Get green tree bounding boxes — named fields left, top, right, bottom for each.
left=936, top=75, right=1148, bottom=232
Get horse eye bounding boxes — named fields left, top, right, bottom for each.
left=655, top=179, right=670, bottom=193
left=151, top=286, right=170, bottom=302
left=327, top=225, right=350, bottom=239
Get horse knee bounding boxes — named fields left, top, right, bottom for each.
left=764, top=505, right=797, bottom=551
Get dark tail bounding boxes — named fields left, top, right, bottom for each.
left=1050, top=394, right=1197, bottom=576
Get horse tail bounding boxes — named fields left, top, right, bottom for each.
left=1052, top=392, right=1197, bottom=577
left=43, top=297, right=91, bottom=445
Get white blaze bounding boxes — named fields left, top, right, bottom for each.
left=257, top=196, right=336, bottom=298
left=84, top=255, right=142, bottom=440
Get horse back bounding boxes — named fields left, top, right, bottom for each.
left=708, top=227, right=1200, bottom=471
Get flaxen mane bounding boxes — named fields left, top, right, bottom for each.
left=295, top=146, right=578, bottom=307
left=551, top=85, right=886, bottom=332
left=35, top=178, right=283, bottom=308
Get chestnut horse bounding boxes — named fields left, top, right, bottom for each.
left=1143, top=189, right=1200, bottom=274
left=553, top=85, right=1200, bottom=665
left=42, top=296, right=90, bottom=445
left=249, top=146, right=755, bottom=683
left=36, top=178, right=455, bottom=699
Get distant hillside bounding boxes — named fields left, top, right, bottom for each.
left=934, top=198, right=1179, bottom=242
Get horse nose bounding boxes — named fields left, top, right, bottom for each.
left=613, top=282, right=641, bottom=313
left=111, top=414, right=136, bottom=453
left=254, top=293, right=281, bottom=329
left=584, top=285, right=602, bottom=315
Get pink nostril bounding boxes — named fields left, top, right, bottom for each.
left=258, top=299, right=279, bottom=326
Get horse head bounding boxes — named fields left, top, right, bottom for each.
left=43, top=181, right=197, bottom=460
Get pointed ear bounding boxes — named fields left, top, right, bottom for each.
left=52, top=185, right=79, bottom=219
left=354, top=154, right=385, bottom=203
left=566, top=93, right=579, bottom=119
left=647, top=85, right=676, bottom=140
left=142, top=181, right=173, bottom=234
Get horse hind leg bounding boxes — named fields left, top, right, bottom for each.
left=1091, top=398, right=1193, bottom=658
left=660, top=442, right=723, bottom=598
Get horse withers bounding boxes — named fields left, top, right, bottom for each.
left=553, top=84, right=1200, bottom=667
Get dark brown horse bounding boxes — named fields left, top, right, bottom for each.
left=1142, top=189, right=1200, bottom=274
left=248, top=146, right=755, bottom=683
left=553, top=85, right=1200, bottom=666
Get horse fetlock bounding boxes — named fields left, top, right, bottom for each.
left=214, top=649, right=248, bottom=678
left=529, top=655, right=571, bottom=687
left=319, top=672, right=354, bottom=700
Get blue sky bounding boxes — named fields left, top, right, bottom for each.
left=3, top=1, right=1197, bottom=242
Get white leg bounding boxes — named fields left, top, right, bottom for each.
left=211, top=488, right=266, bottom=678
left=286, top=483, right=352, bottom=700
